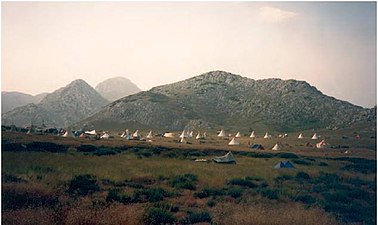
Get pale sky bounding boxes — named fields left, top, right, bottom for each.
left=2, top=2, right=376, bottom=108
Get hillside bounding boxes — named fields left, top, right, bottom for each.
left=2, top=80, right=109, bottom=127
left=78, top=71, right=376, bottom=132
left=95, top=77, right=141, bottom=101
left=1, top=91, right=48, bottom=114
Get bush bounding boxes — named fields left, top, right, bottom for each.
left=229, top=178, right=257, bottom=188
left=274, top=175, right=293, bottom=183
left=67, top=174, right=100, bottom=196
left=134, top=187, right=170, bottom=202
left=106, top=189, right=132, bottom=204
left=292, top=159, right=311, bottom=165
left=76, top=145, right=97, bottom=152
left=276, top=152, right=299, bottom=159
left=260, top=188, right=279, bottom=200
left=318, top=162, right=328, bottom=167
left=3, top=174, right=26, bottom=183
left=169, top=174, right=198, bottom=190
left=296, top=194, right=316, bottom=205
left=187, top=211, right=212, bottom=223
left=296, top=171, right=311, bottom=180
left=207, top=199, right=216, bottom=207
left=143, top=207, right=176, bottom=225
left=194, top=187, right=225, bottom=198
left=228, top=188, right=243, bottom=198
left=93, top=148, right=118, bottom=156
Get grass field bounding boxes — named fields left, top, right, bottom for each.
left=2, top=131, right=376, bottom=225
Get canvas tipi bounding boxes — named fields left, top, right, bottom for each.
left=218, top=129, right=226, bottom=137
left=316, top=140, right=330, bottom=149
left=298, top=133, right=304, bottom=139
left=133, top=130, right=141, bottom=138
left=164, top=132, right=175, bottom=138
left=311, top=133, right=318, bottom=140
left=146, top=130, right=153, bottom=139
left=195, top=132, right=202, bottom=140
left=264, top=132, right=269, bottom=139
left=101, top=133, right=110, bottom=139
left=63, top=129, right=75, bottom=138
left=213, top=151, right=236, bottom=164
left=235, top=132, right=241, bottom=138
left=180, top=137, right=187, bottom=144
left=228, top=137, right=240, bottom=146
left=272, top=143, right=281, bottom=151
left=179, top=130, right=189, bottom=138
left=250, top=131, right=256, bottom=138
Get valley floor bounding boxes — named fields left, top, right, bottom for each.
left=2, top=132, right=376, bottom=225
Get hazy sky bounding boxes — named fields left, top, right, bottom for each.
left=2, top=2, right=376, bottom=107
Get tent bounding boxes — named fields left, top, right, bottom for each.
left=218, top=129, right=226, bottom=137
left=164, top=132, right=175, bottom=138
left=180, top=137, right=187, bottom=144
left=250, top=144, right=264, bottom=150
left=235, top=132, right=242, bottom=138
left=311, top=133, right=318, bottom=140
left=264, top=132, right=269, bottom=139
left=316, top=140, right=330, bottom=149
left=101, top=133, right=110, bottom=139
left=195, top=132, right=202, bottom=140
left=228, top=137, right=240, bottom=146
left=179, top=130, right=189, bottom=138
left=63, top=129, right=75, bottom=138
left=146, top=130, right=153, bottom=139
left=85, top=130, right=97, bottom=135
left=213, top=151, right=236, bottom=164
left=133, top=130, right=141, bottom=138
left=298, top=133, right=304, bottom=139
left=250, top=131, right=256, bottom=138
left=272, top=143, right=281, bottom=151
left=274, top=161, right=295, bottom=169
left=189, top=131, right=194, bottom=138
left=203, top=132, right=207, bottom=138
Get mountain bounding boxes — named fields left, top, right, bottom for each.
left=78, top=71, right=375, bottom=132
left=2, top=79, right=109, bottom=127
left=95, top=77, right=141, bottom=101
left=2, top=91, right=48, bottom=114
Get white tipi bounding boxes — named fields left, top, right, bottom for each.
left=189, top=131, right=194, bottom=138
left=228, top=137, right=240, bottom=146
left=218, top=129, right=226, bottom=137
left=272, top=143, right=281, bottom=151
left=63, top=129, right=75, bottom=138
left=146, top=130, right=153, bottom=139
left=203, top=132, right=207, bottom=138
left=101, top=133, right=110, bottom=139
left=133, top=130, right=141, bottom=138
left=235, top=132, right=242, bottom=138
left=298, top=133, right=304, bottom=139
left=264, top=132, right=269, bottom=139
left=195, top=132, right=202, bottom=140
left=180, top=137, right=187, bottom=144
left=311, top=133, right=318, bottom=140
left=250, top=131, right=256, bottom=138
left=179, top=130, right=189, bottom=138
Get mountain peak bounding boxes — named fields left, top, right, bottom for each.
left=95, top=76, right=141, bottom=101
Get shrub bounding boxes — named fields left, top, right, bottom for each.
left=274, top=175, right=293, bottom=183
left=207, top=199, right=216, bottom=207
left=134, top=187, right=170, bottom=202
left=276, top=152, right=299, bottom=159
left=76, top=145, right=97, bottom=152
left=296, top=194, right=316, bottom=205
left=106, top=189, right=132, bottom=204
left=67, top=174, right=100, bottom=196
left=187, top=211, right=212, bottom=223
left=93, top=148, right=117, bottom=156
left=318, top=162, right=328, bottom=166
left=26, top=142, right=68, bottom=153
left=260, top=188, right=279, bottom=200
left=143, top=207, right=176, bottom=225
left=229, top=178, right=257, bottom=188
left=341, top=163, right=376, bottom=174
left=296, top=171, right=311, bottom=180
left=169, top=174, right=198, bottom=190
left=228, top=188, right=243, bottom=198
left=292, top=159, right=311, bottom=165
left=194, top=187, right=225, bottom=198
left=3, top=174, right=26, bottom=183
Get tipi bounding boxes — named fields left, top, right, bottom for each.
left=250, top=131, right=256, bottom=138
left=311, top=133, right=318, bottom=140
left=272, top=143, right=281, bottom=151
left=228, top=137, right=240, bottom=146
left=164, top=132, right=175, bottom=138
left=133, top=130, right=141, bottom=138
left=316, top=140, right=330, bottom=149
left=235, top=132, right=242, bottom=138
left=264, top=132, right=269, bottom=139
left=180, top=137, right=187, bottom=144
left=218, top=129, right=226, bottom=137
left=213, top=151, right=236, bottom=164
left=101, top=133, right=110, bottom=139
left=179, top=130, right=189, bottom=138
left=189, top=131, right=194, bottom=138
left=195, top=132, right=202, bottom=140
left=298, top=133, right=304, bottom=139
left=63, top=129, right=75, bottom=138
left=146, top=130, right=153, bottom=139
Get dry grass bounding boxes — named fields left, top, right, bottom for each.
left=2, top=208, right=56, bottom=225
left=211, top=202, right=340, bottom=225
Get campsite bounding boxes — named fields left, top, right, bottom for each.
left=2, top=128, right=376, bottom=225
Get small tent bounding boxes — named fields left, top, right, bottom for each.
left=235, top=132, right=242, bottom=138
left=179, top=130, right=189, bottom=138
left=228, top=137, right=240, bottom=146
left=213, top=151, right=236, bottom=164
left=63, top=129, right=75, bottom=138
left=85, top=130, right=97, bottom=135
left=274, top=161, right=295, bottom=169
left=316, top=140, right=330, bottom=149
left=311, top=133, right=318, bottom=140
left=250, top=144, right=264, bottom=150
left=133, top=130, right=141, bottom=138
left=298, top=133, right=304, bottom=139
left=101, top=133, right=110, bottom=139
left=272, top=143, right=281, bottom=151
left=250, top=131, right=256, bottom=138
left=189, top=131, right=194, bottom=138
left=146, top=130, right=153, bottom=139
left=218, top=129, right=226, bottom=137
left=195, top=132, right=202, bottom=140
left=264, top=132, right=269, bottom=139
left=164, top=132, right=175, bottom=138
